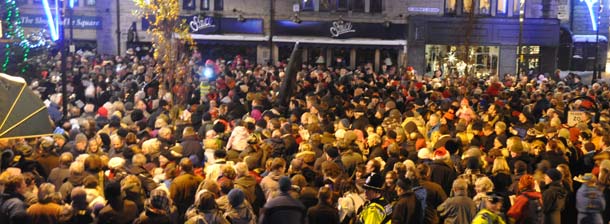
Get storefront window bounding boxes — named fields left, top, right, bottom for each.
left=446, top=0, right=457, bottom=14
left=15, top=0, right=28, bottom=5
left=479, top=0, right=491, bottom=15
left=497, top=0, right=508, bottom=15
left=425, top=45, right=499, bottom=78
left=332, top=48, right=351, bottom=68
left=520, top=45, right=540, bottom=73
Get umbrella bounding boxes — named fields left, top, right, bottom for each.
left=0, top=73, right=54, bottom=139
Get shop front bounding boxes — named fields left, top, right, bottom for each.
left=142, top=15, right=266, bottom=64
left=408, top=15, right=560, bottom=78
left=272, top=19, right=406, bottom=71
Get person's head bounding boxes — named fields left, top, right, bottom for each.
left=365, top=159, right=381, bottom=175
left=158, top=127, right=172, bottom=140
left=518, top=174, right=536, bottom=192
left=278, top=176, right=292, bottom=193
left=0, top=171, right=26, bottom=195
left=214, top=149, right=227, bottom=160
left=395, top=178, right=413, bottom=196
left=491, top=156, right=510, bottom=174
left=385, top=171, right=397, bottom=188
left=75, top=133, right=88, bottom=151
left=451, top=178, right=469, bottom=196
left=69, top=161, right=85, bottom=175
left=38, top=183, right=60, bottom=203
left=179, top=157, right=194, bottom=173
left=363, top=173, right=384, bottom=200
left=59, top=152, right=74, bottom=167
left=132, top=153, right=147, bottom=167
left=318, top=186, right=332, bottom=205
left=110, top=134, right=124, bottom=149
left=196, top=191, right=218, bottom=211
left=234, top=162, right=249, bottom=178
left=484, top=192, right=504, bottom=213
left=475, top=176, right=494, bottom=193
left=219, top=179, right=234, bottom=195
left=228, top=188, right=246, bottom=208
left=271, top=157, right=286, bottom=173
left=545, top=168, right=563, bottom=184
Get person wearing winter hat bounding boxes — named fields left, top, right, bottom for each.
left=542, top=168, right=568, bottom=224
left=472, top=192, right=507, bottom=224
left=429, top=146, right=458, bottom=196
left=133, top=189, right=177, bottom=224
left=358, top=172, right=389, bottom=224
left=259, top=176, right=306, bottom=224
left=392, top=178, right=423, bottom=223
left=224, top=188, right=256, bottom=223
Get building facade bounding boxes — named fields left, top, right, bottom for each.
left=6, top=0, right=603, bottom=76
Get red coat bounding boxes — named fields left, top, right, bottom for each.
left=507, top=191, right=543, bottom=223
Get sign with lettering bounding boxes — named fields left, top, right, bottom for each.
left=330, top=20, right=355, bottom=37
left=20, top=14, right=102, bottom=29
left=567, top=111, right=588, bottom=126
left=407, top=7, right=441, bottom=13
left=189, top=16, right=215, bottom=32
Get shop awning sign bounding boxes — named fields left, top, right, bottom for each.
left=20, top=14, right=102, bottom=30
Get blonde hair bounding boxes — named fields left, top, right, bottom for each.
left=475, top=176, right=494, bottom=192
left=492, top=156, right=510, bottom=174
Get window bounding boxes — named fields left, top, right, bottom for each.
left=302, top=0, right=314, bottom=11
left=370, top=0, right=382, bottom=13
left=320, top=0, right=331, bottom=11
left=463, top=0, right=474, bottom=14
left=514, top=0, right=525, bottom=17
left=351, top=0, right=365, bottom=12
left=446, top=0, right=457, bottom=14
left=85, top=0, right=95, bottom=6
left=214, top=0, right=223, bottom=11
left=183, top=0, right=196, bottom=10
left=201, top=0, right=209, bottom=10
left=479, top=0, right=491, bottom=15
left=337, top=0, right=349, bottom=11
left=497, top=0, right=508, bottom=15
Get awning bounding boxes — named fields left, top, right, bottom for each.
left=573, top=34, right=608, bottom=43
left=273, top=35, right=406, bottom=46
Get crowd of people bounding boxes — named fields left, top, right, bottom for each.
left=0, top=48, right=609, bottom=224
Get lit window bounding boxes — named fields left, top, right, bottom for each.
left=85, top=0, right=95, bottom=6
left=463, top=0, right=474, bottom=14
left=479, top=0, right=490, bottom=15
left=201, top=0, right=209, bottom=10
left=514, top=0, right=525, bottom=17
left=446, top=0, right=457, bottom=14
left=497, top=0, right=508, bottom=15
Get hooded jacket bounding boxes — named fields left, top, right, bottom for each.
left=0, top=192, right=28, bottom=224
left=542, top=180, right=567, bottom=224
left=576, top=184, right=605, bottom=224
left=59, top=173, right=85, bottom=202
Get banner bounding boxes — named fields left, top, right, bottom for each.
left=20, top=14, right=102, bottom=30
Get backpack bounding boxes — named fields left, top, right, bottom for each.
left=521, top=195, right=543, bottom=224
left=411, top=186, right=427, bottom=224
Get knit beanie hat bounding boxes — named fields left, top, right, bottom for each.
left=546, top=168, right=562, bottom=181
left=279, top=176, right=292, bottom=193
left=228, top=188, right=245, bottom=208
left=149, top=189, right=171, bottom=212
